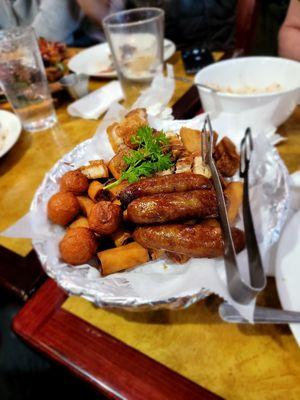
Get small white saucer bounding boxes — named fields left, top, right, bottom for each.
left=0, top=110, right=22, bottom=158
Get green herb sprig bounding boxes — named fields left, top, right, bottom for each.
left=104, top=126, right=173, bottom=190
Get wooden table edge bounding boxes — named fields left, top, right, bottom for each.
left=13, top=279, right=222, bottom=400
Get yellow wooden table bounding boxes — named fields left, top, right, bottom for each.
left=1, top=50, right=300, bottom=400
left=0, top=50, right=195, bottom=256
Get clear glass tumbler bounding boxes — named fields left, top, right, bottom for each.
left=0, top=27, right=57, bottom=132
left=103, top=8, right=164, bottom=106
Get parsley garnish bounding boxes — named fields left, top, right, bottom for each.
left=104, top=126, right=173, bottom=190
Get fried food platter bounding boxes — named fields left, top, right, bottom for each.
left=31, top=109, right=289, bottom=309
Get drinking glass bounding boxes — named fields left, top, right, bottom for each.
left=103, top=8, right=164, bottom=106
left=0, top=27, right=57, bottom=132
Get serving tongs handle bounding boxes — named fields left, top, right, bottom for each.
left=240, top=128, right=266, bottom=290
left=202, top=116, right=265, bottom=305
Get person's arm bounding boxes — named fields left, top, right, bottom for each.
left=278, top=0, right=300, bottom=60
left=32, top=0, right=83, bottom=43
left=76, top=0, right=109, bottom=24
left=76, top=0, right=124, bottom=25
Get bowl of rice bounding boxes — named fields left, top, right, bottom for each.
left=195, top=57, right=300, bottom=129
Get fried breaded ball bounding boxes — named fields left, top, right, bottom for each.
left=59, top=227, right=97, bottom=265
left=60, top=170, right=89, bottom=195
left=88, top=201, right=121, bottom=235
left=47, top=192, right=80, bottom=225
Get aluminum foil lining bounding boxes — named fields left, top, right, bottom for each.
left=30, top=114, right=290, bottom=311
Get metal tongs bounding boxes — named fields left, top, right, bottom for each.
left=201, top=115, right=266, bottom=304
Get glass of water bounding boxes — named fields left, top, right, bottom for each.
left=103, top=8, right=164, bottom=106
left=0, top=27, right=57, bottom=132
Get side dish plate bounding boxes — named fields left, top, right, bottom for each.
left=0, top=110, right=22, bottom=158
left=68, top=39, right=176, bottom=78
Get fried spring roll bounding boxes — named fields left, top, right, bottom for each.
left=108, top=146, right=132, bottom=179
left=165, top=252, right=191, bottom=264
left=119, top=173, right=212, bottom=206
left=98, top=242, right=149, bottom=275
left=69, top=216, right=89, bottom=229
left=105, top=180, right=130, bottom=200
left=76, top=196, right=95, bottom=217
left=111, top=229, right=132, bottom=247
left=133, top=224, right=245, bottom=258
left=149, top=248, right=165, bottom=261
left=88, top=181, right=104, bottom=202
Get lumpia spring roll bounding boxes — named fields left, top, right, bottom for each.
left=98, top=242, right=149, bottom=275
left=88, top=181, right=104, bottom=202
left=111, top=229, right=132, bottom=247
left=76, top=196, right=95, bottom=217
left=69, top=216, right=89, bottom=229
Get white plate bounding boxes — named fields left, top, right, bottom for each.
left=0, top=110, right=22, bottom=158
left=276, top=210, right=300, bottom=344
left=68, top=38, right=176, bottom=78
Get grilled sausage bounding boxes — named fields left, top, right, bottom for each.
left=127, top=189, right=218, bottom=224
left=119, top=173, right=212, bottom=206
left=133, top=224, right=245, bottom=258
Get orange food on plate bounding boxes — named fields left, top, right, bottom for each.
left=213, top=137, right=240, bottom=177
left=60, top=170, right=89, bottom=195
left=47, top=192, right=80, bottom=225
left=59, top=227, right=97, bottom=265
left=69, top=216, right=89, bottom=229
left=88, top=201, right=122, bottom=235
left=76, top=196, right=95, bottom=217
left=88, top=180, right=104, bottom=202
left=117, top=108, right=148, bottom=149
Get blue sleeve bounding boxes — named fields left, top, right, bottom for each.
left=32, top=0, right=83, bottom=44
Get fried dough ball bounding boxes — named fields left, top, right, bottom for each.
left=88, top=201, right=121, bottom=235
left=47, top=192, right=80, bottom=225
left=60, top=170, right=89, bottom=195
left=59, top=227, right=97, bottom=265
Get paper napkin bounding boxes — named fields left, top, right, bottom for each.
left=67, top=80, right=124, bottom=120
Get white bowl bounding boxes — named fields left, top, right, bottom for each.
left=195, top=57, right=300, bottom=130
